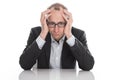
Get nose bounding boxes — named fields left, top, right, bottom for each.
left=54, top=25, right=59, bottom=33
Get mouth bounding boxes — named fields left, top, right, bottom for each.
left=54, top=34, right=59, bottom=36
left=53, top=32, right=59, bottom=35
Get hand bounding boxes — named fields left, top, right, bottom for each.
left=62, top=9, right=73, bottom=39
left=40, top=9, right=51, bottom=40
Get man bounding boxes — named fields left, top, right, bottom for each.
left=19, top=3, right=94, bottom=70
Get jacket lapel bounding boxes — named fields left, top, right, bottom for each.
left=44, top=33, right=51, bottom=67
left=61, top=37, right=69, bottom=68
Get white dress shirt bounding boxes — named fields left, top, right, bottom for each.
left=36, top=35, right=75, bottom=69
left=49, top=35, right=65, bottom=68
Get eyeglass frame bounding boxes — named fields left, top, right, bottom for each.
left=46, top=20, right=67, bottom=28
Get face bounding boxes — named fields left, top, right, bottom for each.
left=47, top=10, right=66, bottom=41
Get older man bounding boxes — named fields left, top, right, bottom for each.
left=19, top=3, right=94, bottom=70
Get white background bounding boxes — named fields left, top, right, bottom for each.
left=0, top=0, right=120, bottom=80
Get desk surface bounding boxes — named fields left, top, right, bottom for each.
left=19, top=69, right=94, bottom=80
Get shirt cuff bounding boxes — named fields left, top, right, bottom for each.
left=66, top=35, right=75, bottom=47
left=36, top=36, right=46, bottom=49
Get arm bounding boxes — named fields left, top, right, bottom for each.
left=62, top=9, right=94, bottom=71
left=70, top=32, right=95, bottom=71
left=19, top=9, right=51, bottom=70
left=19, top=28, right=44, bottom=70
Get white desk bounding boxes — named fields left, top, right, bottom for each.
left=19, top=69, right=94, bottom=80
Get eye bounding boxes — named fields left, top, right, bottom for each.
left=58, top=22, right=66, bottom=26
left=58, top=22, right=63, bottom=25
left=49, top=22, right=55, bottom=25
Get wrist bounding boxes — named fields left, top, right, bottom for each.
left=40, top=31, right=48, bottom=40
left=66, top=33, right=72, bottom=39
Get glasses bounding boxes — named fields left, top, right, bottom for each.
left=47, top=20, right=66, bottom=28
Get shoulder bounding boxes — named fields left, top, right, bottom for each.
left=30, top=26, right=42, bottom=35
left=72, top=27, right=85, bottom=37
left=31, top=26, right=41, bottom=32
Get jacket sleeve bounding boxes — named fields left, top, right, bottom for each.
left=70, top=32, right=95, bottom=71
left=19, top=28, right=42, bottom=70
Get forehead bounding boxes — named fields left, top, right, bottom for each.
left=51, top=11, right=62, bottom=18
left=48, top=8, right=65, bottom=22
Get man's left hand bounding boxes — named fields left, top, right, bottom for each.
left=62, top=9, right=73, bottom=39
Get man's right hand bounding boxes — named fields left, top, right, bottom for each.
left=40, top=9, right=51, bottom=40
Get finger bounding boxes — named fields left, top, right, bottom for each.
left=43, top=9, right=51, bottom=16
left=62, top=13, right=73, bottom=27
left=63, top=9, right=72, bottom=19
left=44, top=10, right=52, bottom=20
left=46, top=13, right=51, bottom=19
left=41, top=12, right=44, bottom=22
left=41, top=9, right=51, bottom=22
left=64, top=9, right=71, bottom=14
left=62, top=13, right=69, bottom=22
left=43, top=14, right=51, bottom=25
left=44, top=13, right=51, bottom=23
left=41, top=9, right=51, bottom=17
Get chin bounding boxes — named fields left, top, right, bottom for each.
left=53, top=36, right=60, bottom=41
left=53, top=35, right=63, bottom=41
left=54, top=38, right=60, bottom=41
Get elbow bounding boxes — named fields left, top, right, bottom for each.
left=80, top=64, right=94, bottom=71
left=79, top=58, right=95, bottom=71
left=19, top=58, right=32, bottom=70
left=20, top=65, right=31, bottom=70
